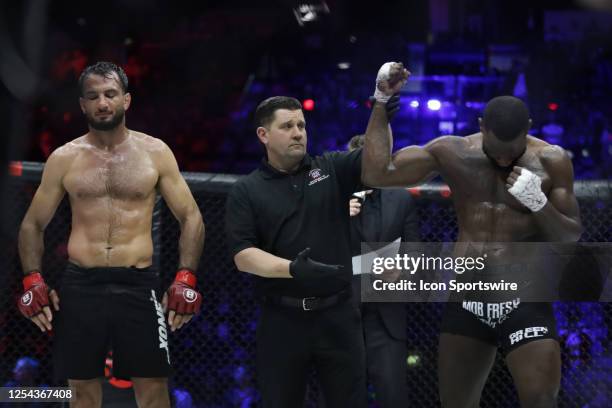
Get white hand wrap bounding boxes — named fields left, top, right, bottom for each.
left=373, top=62, right=395, bottom=103
left=508, top=168, right=547, bottom=212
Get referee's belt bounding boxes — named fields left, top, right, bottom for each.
left=262, top=288, right=351, bottom=311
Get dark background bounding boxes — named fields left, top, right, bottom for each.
left=2, top=0, right=611, bottom=176
left=1, top=1, right=611, bottom=406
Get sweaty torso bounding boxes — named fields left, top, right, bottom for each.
left=431, top=133, right=553, bottom=243
left=61, top=131, right=162, bottom=267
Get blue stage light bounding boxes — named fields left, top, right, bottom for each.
left=427, top=99, right=441, bottom=111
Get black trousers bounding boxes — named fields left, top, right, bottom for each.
left=353, top=278, right=409, bottom=408
left=256, top=299, right=367, bottom=408
left=361, top=304, right=409, bottom=408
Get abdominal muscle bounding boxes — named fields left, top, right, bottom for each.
left=67, top=195, right=155, bottom=268
left=457, top=201, right=536, bottom=243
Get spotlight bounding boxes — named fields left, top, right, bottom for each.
left=409, top=100, right=419, bottom=108
left=337, top=62, right=350, bottom=70
left=427, top=99, right=441, bottom=111
left=303, top=99, right=315, bottom=111
left=548, top=102, right=559, bottom=111
left=439, top=121, right=454, bottom=134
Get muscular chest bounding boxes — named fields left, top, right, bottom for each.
left=64, top=150, right=159, bottom=200
left=444, top=153, right=552, bottom=211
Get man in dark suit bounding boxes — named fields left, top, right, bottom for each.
left=348, top=134, right=420, bottom=407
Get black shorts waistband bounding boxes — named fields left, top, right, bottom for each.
left=63, top=262, right=160, bottom=287
left=261, top=288, right=351, bottom=312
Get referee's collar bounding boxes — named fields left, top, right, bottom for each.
left=260, top=155, right=312, bottom=179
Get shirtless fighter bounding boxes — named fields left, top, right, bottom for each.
left=17, top=61, right=204, bottom=408
left=362, top=62, right=582, bottom=407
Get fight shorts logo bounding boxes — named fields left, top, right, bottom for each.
left=463, top=298, right=521, bottom=328
left=308, top=168, right=330, bottom=186
left=509, top=326, right=549, bottom=345
left=183, top=288, right=198, bottom=303
left=150, top=290, right=171, bottom=364
left=21, top=291, right=33, bottom=306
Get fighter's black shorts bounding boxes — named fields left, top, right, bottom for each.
left=53, top=262, right=172, bottom=380
left=440, top=299, right=558, bottom=355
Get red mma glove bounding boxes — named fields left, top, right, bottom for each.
left=18, top=272, right=50, bottom=318
left=164, top=269, right=202, bottom=316
left=18, top=271, right=59, bottom=332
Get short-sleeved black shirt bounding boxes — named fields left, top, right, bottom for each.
left=225, top=149, right=363, bottom=297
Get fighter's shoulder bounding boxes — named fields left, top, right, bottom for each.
left=425, top=135, right=470, bottom=153
left=530, top=138, right=572, bottom=177
left=129, top=132, right=178, bottom=176
left=131, top=131, right=170, bottom=153
left=46, top=137, right=85, bottom=165
left=531, top=138, right=570, bottom=165
left=40, top=138, right=86, bottom=180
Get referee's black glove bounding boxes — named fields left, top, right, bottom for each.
left=290, top=248, right=344, bottom=280
left=369, top=93, right=401, bottom=122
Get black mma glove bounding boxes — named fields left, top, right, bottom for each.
left=369, top=93, right=401, bottom=122
left=289, top=248, right=344, bottom=280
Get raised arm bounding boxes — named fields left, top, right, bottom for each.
left=363, top=114, right=440, bottom=187
left=19, top=148, right=68, bottom=273
left=156, top=142, right=205, bottom=270
left=362, top=62, right=440, bottom=188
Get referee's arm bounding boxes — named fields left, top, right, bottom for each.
left=234, top=248, right=291, bottom=278
left=225, top=181, right=291, bottom=278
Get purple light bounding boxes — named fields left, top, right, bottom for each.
left=409, top=100, right=419, bottom=108
left=427, top=99, right=441, bottom=111
left=217, top=323, right=229, bottom=340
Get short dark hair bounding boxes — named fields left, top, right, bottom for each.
left=347, top=134, right=364, bottom=151
left=482, top=96, right=530, bottom=141
left=254, top=96, right=302, bottom=128
left=78, top=61, right=128, bottom=96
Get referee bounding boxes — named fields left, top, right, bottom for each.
left=225, top=96, right=367, bottom=407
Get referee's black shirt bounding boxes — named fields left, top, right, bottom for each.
left=225, top=149, right=363, bottom=298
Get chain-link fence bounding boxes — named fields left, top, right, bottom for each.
left=1, top=163, right=611, bottom=407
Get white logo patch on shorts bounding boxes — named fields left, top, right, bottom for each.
left=463, top=298, right=521, bottom=328
left=509, top=326, right=549, bottom=345
left=150, top=290, right=171, bottom=364
left=21, top=291, right=33, bottom=306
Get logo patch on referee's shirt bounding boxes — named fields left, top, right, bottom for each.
left=308, top=168, right=329, bottom=186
